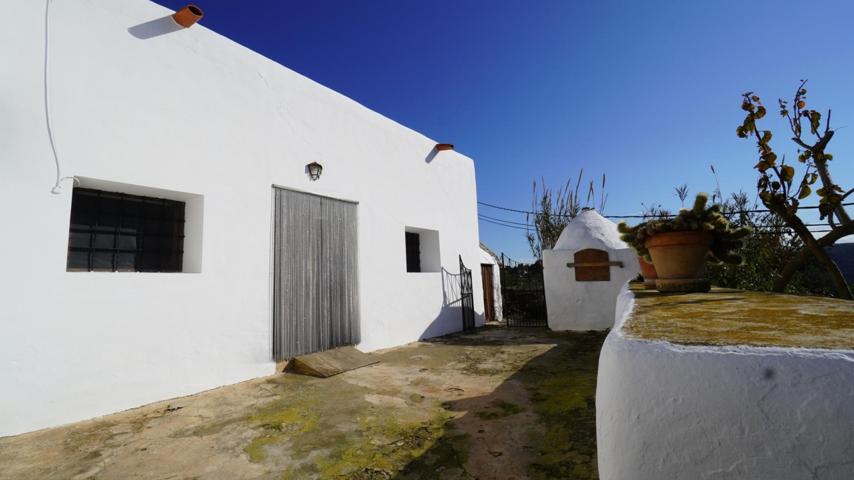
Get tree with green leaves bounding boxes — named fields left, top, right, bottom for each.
left=737, top=81, right=853, bottom=299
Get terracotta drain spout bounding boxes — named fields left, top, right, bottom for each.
left=173, top=5, right=204, bottom=28
left=435, top=143, right=454, bottom=151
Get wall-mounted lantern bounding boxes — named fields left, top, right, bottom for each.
left=306, top=162, right=323, bottom=181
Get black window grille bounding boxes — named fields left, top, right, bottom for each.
left=405, top=231, right=421, bottom=272
left=67, top=188, right=185, bottom=272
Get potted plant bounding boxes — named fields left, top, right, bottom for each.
left=618, top=193, right=750, bottom=293
left=636, top=203, right=670, bottom=289
left=638, top=256, right=658, bottom=289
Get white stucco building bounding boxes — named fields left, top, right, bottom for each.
left=543, top=209, right=639, bottom=331
left=0, top=0, right=484, bottom=437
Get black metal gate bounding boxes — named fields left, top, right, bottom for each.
left=459, top=255, right=476, bottom=331
left=500, top=257, right=548, bottom=327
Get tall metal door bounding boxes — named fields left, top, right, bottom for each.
left=272, top=188, right=359, bottom=360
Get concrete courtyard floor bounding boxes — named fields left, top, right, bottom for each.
left=0, top=327, right=605, bottom=480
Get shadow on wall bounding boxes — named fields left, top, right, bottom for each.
left=392, top=328, right=608, bottom=479
left=424, top=147, right=439, bottom=164
left=128, top=15, right=182, bottom=40
left=442, top=267, right=462, bottom=306
left=418, top=306, right=463, bottom=340
left=416, top=269, right=464, bottom=340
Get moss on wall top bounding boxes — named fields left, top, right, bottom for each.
left=623, top=287, right=854, bottom=350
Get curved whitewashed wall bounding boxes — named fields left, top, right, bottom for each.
left=544, top=210, right=639, bottom=331
left=597, top=294, right=854, bottom=480
left=552, top=209, right=627, bottom=251
left=544, top=248, right=638, bottom=330
left=0, top=0, right=482, bottom=436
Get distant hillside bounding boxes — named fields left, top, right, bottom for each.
left=827, top=243, right=854, bottom=282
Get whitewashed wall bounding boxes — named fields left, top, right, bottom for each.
left=544, top=248, right=637, bottom=330
left=597, top=291, right=854, bottom=480
left=0, top=0, right=482, bottom=437
left=543, top=210, right=639, bottom=331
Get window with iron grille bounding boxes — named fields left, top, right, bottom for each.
left=405, top=231, right=421, bottom=272
left=66, top=188, right=185, bottom=272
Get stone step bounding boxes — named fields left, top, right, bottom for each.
left=286, top=346, right=379, bottom=378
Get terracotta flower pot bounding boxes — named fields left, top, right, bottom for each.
left=637, top=256, right=658, bottom=289
left=645, top=230, right=712, bottom=293
left=173, top=5, right=204, bottom=28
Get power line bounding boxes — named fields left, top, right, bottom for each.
left=481, top=211, right=834, bottom=230
left=478, top=216, right=527, bottom=230
left=477, top=200, right=854, bottom=219
left=478, top=213, right=534, bottom=227
left=477, top=201, right=543, bottom=216
left=480, top=214, right=845, bottom=237
left=478, top=217, right=531, bottom=231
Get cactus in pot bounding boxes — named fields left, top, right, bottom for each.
left=618, top=194, right=750, bottom=292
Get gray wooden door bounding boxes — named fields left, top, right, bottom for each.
left=272, top=188, right=359, bottom=360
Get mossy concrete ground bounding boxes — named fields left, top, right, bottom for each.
left=0, top=326, right=606, bottom=480
left=625, top=288, right=854, bottom=349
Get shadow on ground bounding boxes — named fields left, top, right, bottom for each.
left=0, top=326, right=606, bottom=480
left=394, top=327, right=607, bottom=480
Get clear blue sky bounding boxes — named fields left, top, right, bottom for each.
left=155, top=0, right=854, bottom=258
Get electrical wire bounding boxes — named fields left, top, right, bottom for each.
left=478, top=213, right=535, bottom=227
left=481, top=211, right=832, bottom=230
left=45, top=0, right=77, bottom=194
left=478, top=216, right=532, bottom=231
left=479, top=214, right=845, bottom=237
left=478, top=200, right=854, bottom=219
left=480, top=219, right=841, bottom=237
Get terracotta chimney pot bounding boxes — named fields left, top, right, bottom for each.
left=173, top=5, right=203, bottom=28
